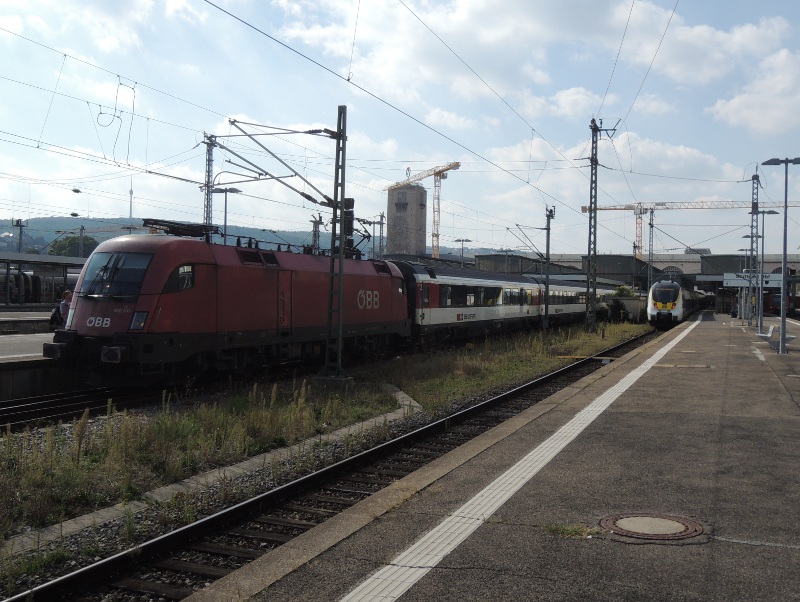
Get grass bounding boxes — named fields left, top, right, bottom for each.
left=0, top=321, right=650, bottom=545
left=352, top=322, right=649, bottom=415
left=0, top=379, right=396, bottom=541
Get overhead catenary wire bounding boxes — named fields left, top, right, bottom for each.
left=0, top=5, right=746, bottom=256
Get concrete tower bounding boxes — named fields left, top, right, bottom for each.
left=386, top=184, right=427, bottom=255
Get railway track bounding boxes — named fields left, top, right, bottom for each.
left=5, top=332, right=657, bottom=601
left=0, top=388, right=165, bottom=430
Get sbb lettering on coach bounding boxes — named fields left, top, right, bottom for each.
left=87, top=317, right=111, bottom=328
left=357, top=290, right=380, bottom=310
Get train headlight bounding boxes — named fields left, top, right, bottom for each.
left=129, top=311, right=148, bottom=330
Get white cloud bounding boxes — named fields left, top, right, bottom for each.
left=425, top=108, right=475, bottom=130
left=0, top=15, right=24, bottom=36
left=620, top=5, right=789, bottom=86
left=522, top=63, right=551, bottom=86
left=165, top=0, right=208, bottom=25
left=708, top=49, right=800, bottom=136
left=631, top=93, right=673, bottom=115
left=521, top=87, right=603, bottom=120
left=5, top=0, right=155, bottom=53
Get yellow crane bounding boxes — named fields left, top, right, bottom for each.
left=582, top=199, right=800, bottom=259
left=386, top=161, right=460, bottom=259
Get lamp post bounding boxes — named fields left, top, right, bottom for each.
left=543, top=206, right=555, bottom=330
left=211, top=187, right=241, bottom=245
left=455, top=238, right=471, bottom=268
left=761, top=157, right=800, bottom=354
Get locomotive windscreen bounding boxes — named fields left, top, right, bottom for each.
left=78, top=252, right=153, bottom=297
left=651, top=282, right=681, bottom=303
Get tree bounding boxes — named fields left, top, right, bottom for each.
left=613, top=285, right=635, bottom=297
left=48, top=235, right=99, bottom=258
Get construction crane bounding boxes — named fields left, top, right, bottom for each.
left=582, top=199, right=800, bottom=260
left=385, top=161, right=460, bottom=259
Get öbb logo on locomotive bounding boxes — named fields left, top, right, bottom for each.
left=87, top=317, right=111, bottom=328
left=357, top=289, right=380, bottom=310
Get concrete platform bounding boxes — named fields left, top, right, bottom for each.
left=0, top=310, right=51, bottom=335
left=189, top=312, right=800, bottom=601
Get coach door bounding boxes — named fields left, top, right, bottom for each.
left=278, top=270, right=292, bottom=334
left=419, top=283, right=431, bottom=325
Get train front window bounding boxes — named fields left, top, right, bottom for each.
left=652, top=283, right=680, bottom=303
left=78, top=252, right=153, bottom=297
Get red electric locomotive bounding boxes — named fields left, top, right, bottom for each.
left=44, top=224, right=410, bottom=386
left=44, top=220, right=605, bottom=386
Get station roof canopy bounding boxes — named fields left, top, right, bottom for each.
left=0, top=252, right=86, bottom=269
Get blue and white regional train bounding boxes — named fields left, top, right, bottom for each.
left=646, top=280, right=704, bottom=327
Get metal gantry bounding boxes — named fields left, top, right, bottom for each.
left=199, top=107, right=352, bottom=377
left=584, top=197, right=800, bottom=262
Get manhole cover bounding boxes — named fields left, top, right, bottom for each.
left=600, top=513, right=704, bottom=541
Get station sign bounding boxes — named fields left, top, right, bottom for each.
left=723, top=272, right=782, bottom=288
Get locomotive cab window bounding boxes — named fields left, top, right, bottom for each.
left=78, top=252, right=153, bottom=297
left=163, top=264, right=195, bottom=293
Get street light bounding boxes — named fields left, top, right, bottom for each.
left=761, top=157, right=800, bottom=353
left=211, top=187, right=242, bottom=245
left=454, top=239, right=471, bottom=268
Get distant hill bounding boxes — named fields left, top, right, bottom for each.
left=0, top=216, right=495, bottom=261
left=0, top=216, right=318, bottom=256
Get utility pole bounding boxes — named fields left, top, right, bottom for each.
left=310, top=213, right=324, bottom=254
left=648, top=208, right=654, bottom=293
left=202, top=134, right=215, bottom=239
left=543, top=206, right=555, bottom=330
left=13, top=219, right=25, bottom=253
left=585, top=117, right=617, bottom=332
left=378, top=212, right=385, bottom=259
left=13, top=219, right=25, bottom=304
left=747, top=174, right=759, bottom=325
left=320, top=105, right=350, bottom=380
left=79, top=225, right=85, bottom=258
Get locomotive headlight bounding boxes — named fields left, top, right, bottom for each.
left=129, top=311, right=148, bottom=330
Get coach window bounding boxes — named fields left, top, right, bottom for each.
left=423, top=285, right=430, bottom=306
left=440, top=285, right=452, bottom=306
left=451, top=285, right=469, bottom=307
left=163, top=264, right=194, bottom=293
